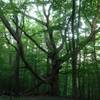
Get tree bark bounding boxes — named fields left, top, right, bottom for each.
left=14, top=51, right=20, bottom=96
left=50, top=60, right=60, bottom=96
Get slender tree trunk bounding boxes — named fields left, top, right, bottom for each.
left=14, top=51, right=20, bottom=96
left=71, top=0, right=78, bottom=99
left=13, top=14, right=21, bottom=96
left=72, top=54, right=78, bottom=100
left=63, top=71, right=68, bottom=96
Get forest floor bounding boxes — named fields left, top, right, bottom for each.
left=0, top=96, right=71, bottom=100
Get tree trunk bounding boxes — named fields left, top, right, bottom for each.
left=72, top=54, right=78, bottom=100
left=50, top=72, right=59, bottom=95
left=50, top=58, right=60, bottom=96
left=63, top=72, right=68, bottom=96
left=14, top=51, right=20, bottom=96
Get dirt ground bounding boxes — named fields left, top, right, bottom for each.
left=0, top=96, right=72, bottom=100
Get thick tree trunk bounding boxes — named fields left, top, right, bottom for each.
left=50, top=72, right=59, bottom=95
left=49, top=58, right=60, bottom=96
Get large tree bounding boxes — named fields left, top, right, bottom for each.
left=0, top=0, right=100, bottom=98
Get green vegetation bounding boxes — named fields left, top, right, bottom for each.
left=0, top=0, right=100, bottom=100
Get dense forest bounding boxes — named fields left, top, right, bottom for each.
left=0, top=0, right=100, bottom=100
